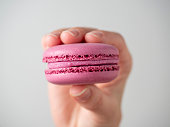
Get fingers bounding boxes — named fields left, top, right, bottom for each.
left=60, top=27, right=96, bottom=44
left=41, top=27, right=97, bottom=50
left=69, top=85, right=103, bottom=111
left=85, top=31, right=104, bottom=43
left=41, top=28, right=68, bottom=50
left=69, top=85, right=121, bottom=125
left=85, top=30, right=126, bottom=51
left=85, top=30, right=132, bottom=78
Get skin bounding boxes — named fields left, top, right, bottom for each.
left=41, top=27, right=132, bottom=127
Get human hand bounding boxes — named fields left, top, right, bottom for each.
left=41, top=27, right=132, bottom=127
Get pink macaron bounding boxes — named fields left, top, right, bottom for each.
left=43, top=43, right=119, bottom=85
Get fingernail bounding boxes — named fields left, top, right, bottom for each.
left=70, top=88, right=91, bottom=102
left=64, top=29, right=79, bottom=37
left=88, top=31, right=103, bottom=38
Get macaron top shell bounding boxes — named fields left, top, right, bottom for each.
left=43, top=43, right=118, bottom=56
left=43, top=43, right=119, bottom=62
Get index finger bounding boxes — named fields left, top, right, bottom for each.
left=85, top=30, right=132, bottom=79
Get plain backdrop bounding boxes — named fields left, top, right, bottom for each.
left=0, top=0, right=170, bottom=127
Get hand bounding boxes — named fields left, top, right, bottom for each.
left=41, top=27, right=132, bottom=127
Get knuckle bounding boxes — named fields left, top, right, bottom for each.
left=70, top=27, right=97, bottom=33
left=51, top=28, right=69, bottom=33
left=91, top=30, right=104, bottom=33
left=69, top=27, right=84, bottom=34
left=70, top=27, right=84, bottom=31
left=71, top=26, right=82, bottom=29
left=114, top=32, right=125, bottom=43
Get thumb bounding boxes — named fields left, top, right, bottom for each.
left=69, top=85, right=103, bottom=110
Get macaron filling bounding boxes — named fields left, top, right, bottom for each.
left=48, top=59, right=118, bottom=69
left=44, top=53, right=119, bottom=75
left=45, top=65, right=119, bottom=74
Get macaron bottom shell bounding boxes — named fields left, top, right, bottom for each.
left=45, top=70, right=119, bottom=85
left=45, top=64, right=119, bottom=85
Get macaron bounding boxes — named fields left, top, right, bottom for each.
left=43, top=43, right=119, bottom=85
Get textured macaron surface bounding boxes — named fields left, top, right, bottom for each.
left=43, top=43, right=119, bottom=84
left=43, top=43, right=119, bottom=62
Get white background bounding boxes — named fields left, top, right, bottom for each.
left=0, top=0, right=170, bottom=127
